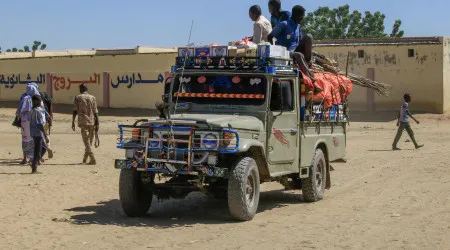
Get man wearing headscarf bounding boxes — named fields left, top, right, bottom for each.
left=72, top=83, right=99, bottom=165
left=16, top=83, right=54, bottom=163
left=17, top=84, right=41, bottom=164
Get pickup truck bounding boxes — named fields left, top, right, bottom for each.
left=115, top=58, right=346, bottom=221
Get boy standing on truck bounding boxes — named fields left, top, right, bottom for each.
left=392, top=93, right=424, bottom=150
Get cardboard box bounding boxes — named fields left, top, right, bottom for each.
left=228, top=48, right=246, bottom=57
left=246, top=48, right=258, bottom=57
left=178, top=47, right=194, bottom=57
left=195, top=47, right=210, bottom=57
left=258, top=45, right=287, bottom=58
left=273, top=58, right=289, bottom=66
left=211, top=46, right=228, bottom=57
left=246, top=48, right=258, bottom=65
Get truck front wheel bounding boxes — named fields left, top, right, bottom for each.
left=119, top=169, right=153, bottom=217
left=228, top=157, right=260, bottom=221
left=302, top=149, right=327, bottom=202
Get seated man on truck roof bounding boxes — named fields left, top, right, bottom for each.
left=268, top=5, right=319, bottom=93
left=268, top=5, right=305, bottom=51
left=268, top=0, right=291, bottom=29
left=249, top=5, right=272, bottom=44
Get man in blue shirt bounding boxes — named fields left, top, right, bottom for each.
left=268, top=5, right=305, bottom=52
left=268, top=0, right=291, bottom=29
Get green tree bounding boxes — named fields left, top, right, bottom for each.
left=302, top=5, right=404, bottom=40
left=390, top=20, right=405, bottom=38
left=1, top=41, right=47, bottom=53
left=32, top=41, right=47, bottom=51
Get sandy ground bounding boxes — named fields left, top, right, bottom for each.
left=1, top=104, right=450, bottom=250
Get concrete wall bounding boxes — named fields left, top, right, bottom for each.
left=0, top=49, right=176, bottom=109
left=1, top=39, right=448, bottom=113
left=314, top=42, right=444, bottom=113
left=443, top=38, right=450, bottom=113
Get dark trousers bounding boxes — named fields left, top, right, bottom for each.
left=392, top=122, right=418, bottom=148
left=295, top=34, right=313, bottom=63
left=32, top=136, right=47, bottom=166
left=293, top=34, right=316, bottom=82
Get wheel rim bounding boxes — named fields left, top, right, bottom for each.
left=246, top=174, right=256, bottom=207
left=315, top=159, right=324, bottom=189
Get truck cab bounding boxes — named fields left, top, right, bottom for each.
left=115, top=54, right=346, bottom=221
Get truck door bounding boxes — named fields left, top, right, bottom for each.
left=268, top=79, right=298, bottom=164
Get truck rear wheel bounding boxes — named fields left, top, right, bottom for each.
left=119, top=169, right=153, bottom=217
left=302, top=149, right=327, bottom=202
left=228, top=157, right=260, bottom=221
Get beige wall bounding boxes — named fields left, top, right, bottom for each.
left=0, top=52, right=176, bottom=108
left=443, top=38, right=450, bottom=113
left=315, top=43, right=444, bottom=113
left=1, top=42, right=448, bottom=113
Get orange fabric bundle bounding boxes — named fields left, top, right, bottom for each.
left=302, top=73, right=315, bottom=92
left=312, top=73, right=333, bottom=108
left=321, top=73, right=342, bottom=105
left=337, top=75, right=353, bottom=100
left=301, top=71, right=353, bottom=108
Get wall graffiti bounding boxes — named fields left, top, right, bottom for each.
left=0, top=73, right=46, bottom=89
left=110, top=73, right=164, bottom=89
left=53, top=73, right=100, bottom=91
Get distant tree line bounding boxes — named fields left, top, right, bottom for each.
left=302, top=4, right=404, bottom=40
left=0, top=41, right=47, bottom=53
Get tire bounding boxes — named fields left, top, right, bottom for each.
left=227, top=157, right=260, bottom=221
left=119, top=169, right=153, bottom=217
left=302, top=149, right=327, bottom=202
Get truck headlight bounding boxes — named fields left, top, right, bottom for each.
left=222, top=132, right=235, bottom=147
left=202, top=133, right=218, bottom=149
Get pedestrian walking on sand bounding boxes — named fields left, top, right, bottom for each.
left=392, top=93, right=424, bottom=150
left=72, top=83, right=99, bottom=165
left=30, top=94, right=50, bottom=174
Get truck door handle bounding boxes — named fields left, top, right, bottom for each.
left=290, top=128, right=298, bottom=135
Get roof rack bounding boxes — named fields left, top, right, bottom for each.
left=171, top=56, right=298, bottom=75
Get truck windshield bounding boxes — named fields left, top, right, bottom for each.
left=171, top=74, right=267, bottom=105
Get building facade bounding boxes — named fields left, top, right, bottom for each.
left=314, top=37, right=450, bottom=114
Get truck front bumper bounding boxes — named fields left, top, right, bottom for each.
left=114, top=159, right=229, bottom=178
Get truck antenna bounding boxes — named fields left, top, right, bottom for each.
left=188, top=20, right=194, bottom=45
left=171, top=20, right=195, bottom=120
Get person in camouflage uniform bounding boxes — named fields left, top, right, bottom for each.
left=72, top=84, right=99, bottom=165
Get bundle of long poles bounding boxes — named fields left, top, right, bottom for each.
left=311, top=51, right=391, bottom=97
